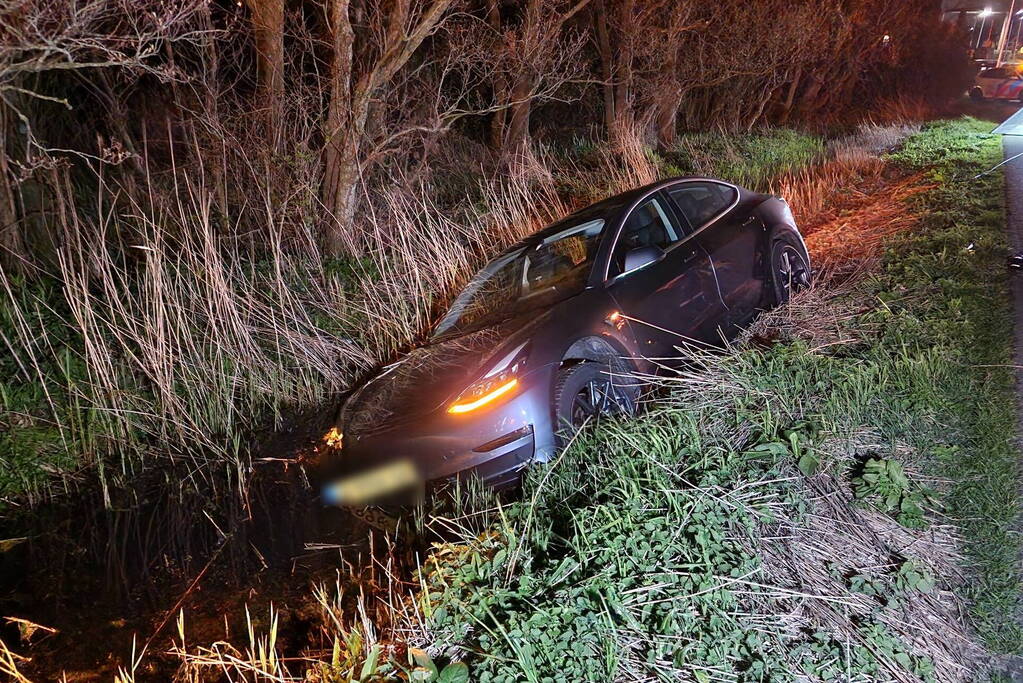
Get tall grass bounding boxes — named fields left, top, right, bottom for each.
left=0, top=116, right=919, bottom=509
left=0, top=123, right=664, bottom=504
left=409, top=119, right=1010, bottom=681
left=2, top=154, right=372, bottom=499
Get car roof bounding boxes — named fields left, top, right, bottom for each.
left=553, top=176, right=746, bottom=225
left=505, top=176, right=750, bottom=251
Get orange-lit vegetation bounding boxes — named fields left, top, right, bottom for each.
left=0, top=0, right=1004, bottom=680
left=0, top=0, right=970, bottom=500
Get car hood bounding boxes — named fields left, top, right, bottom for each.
left=340, top=311, right=549, bottom=435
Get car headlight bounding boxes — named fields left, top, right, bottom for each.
left=447, top=343, right=528, bottom=415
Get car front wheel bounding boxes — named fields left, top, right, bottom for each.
left=768, top=232, right=812, bottom=306
left=969, top=86, right=984, bottom=101
left=553, top=361, right=636, bottom=443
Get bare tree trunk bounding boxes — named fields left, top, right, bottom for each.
left=747, top=83, right=779, bottom=131
left=779, top=64, right=802, bottom=124
left=503, top=72, right=534, bottom=153
left=249, top=0, right=285, bottom=149
left=322, top=0, right=358, bottom=255
left=610, top=0, right=635, bottom=143
left=320, top=0, right=454, bottom=254
left=797, top=74, right=824, bottom=118
left=485, top=0, right=508, bottom=149
left=200, top=3, right=230, bottom=221
left=594, top=0, right=616, bottom=133
left=653, top=51, right=681, bottom=149
left=0, top=105, right=25, bottom=273
left=498, top=0, right=542, bottom=153
left=654, top=96, right=679, bottom=149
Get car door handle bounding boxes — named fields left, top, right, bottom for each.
left=679, top=248, right=699, bottom=263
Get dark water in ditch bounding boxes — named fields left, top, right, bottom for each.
left=0, top=406, right=420, bottom=680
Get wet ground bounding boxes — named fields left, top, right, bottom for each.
left=0, top=405, right=411, bottom=680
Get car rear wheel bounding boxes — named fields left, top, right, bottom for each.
left=970, top=86, right=984, bottom=101
left=768, top=232, right=812, bottom=306
left=553, top=361, right=636, bottom=443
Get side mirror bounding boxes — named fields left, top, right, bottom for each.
left=623, top=245, right=664, bottom=274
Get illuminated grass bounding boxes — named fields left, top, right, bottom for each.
left=883, top=117, right=1022, bottom=652
left=419, top=118, right=1020, bottom=679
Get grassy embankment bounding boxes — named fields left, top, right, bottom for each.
left=161, top=119, right=1020, bottom=683
left=416, top=118, right=1021, bottom=680
left=0, top=127, right=825, bottom=507
left=10, top=121, right=1019, bottom=681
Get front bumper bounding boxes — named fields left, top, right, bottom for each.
left=336, top=365, right=558, bottom=486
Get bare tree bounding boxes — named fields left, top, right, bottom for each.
left=320, top=0, right=455, bottom=255
left=484, top=0, right=591, bottom=155
left=0, top=0, right=207, bottom=267
left=246, top=0, right=285, bottom=146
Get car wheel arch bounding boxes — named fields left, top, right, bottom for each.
left=559, top=335, right=635, bottom=373
left=552, top=335, right=641, bottom=435
left=766, top=222, right=810, bottom=261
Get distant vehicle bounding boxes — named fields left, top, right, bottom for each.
left=970, top=66, right=1023, bottom=101
left=323, top=177, right=811, bottom=501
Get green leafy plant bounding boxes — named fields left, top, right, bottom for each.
left=852, top=457, right=928, bottom=528
left=409, top=649, right=469, bottom=683
left=894, top=560, right=936, bottom=594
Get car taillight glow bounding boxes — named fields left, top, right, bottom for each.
left=447, top=378, right=519, bottom=414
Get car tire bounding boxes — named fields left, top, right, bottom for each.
left=552, top=361, right=637, bottom=444
left=767, top=230, right=812, bottom=307
left=969, top=86, right=984, bottom=101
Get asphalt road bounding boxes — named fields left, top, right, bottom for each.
left=1000, top=133, right=1023, bottom=681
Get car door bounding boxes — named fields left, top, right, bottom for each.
left=606, top=192, right=727, bottom=360
left=664, top=180, right=764, bottom=332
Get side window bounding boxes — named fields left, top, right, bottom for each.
left=666, top=182, right=738, bottom=229
left=982, top=68, right=1007, bottom=79
left=610, top=197, right=679, bottom=276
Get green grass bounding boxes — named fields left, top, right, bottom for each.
left=883, top=117, right=1022, bottom=651
left=557, top=127, right=825, bottom=202
left=663, top=128, right=826, bottom=190
left=420, top=117, right=1022, bottom=679
left=423, top=417, right=942, bottom=681
left=0, top=278, right=93, bottom=503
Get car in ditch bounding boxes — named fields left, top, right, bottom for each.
left=321, top=177, right=811, bottom=504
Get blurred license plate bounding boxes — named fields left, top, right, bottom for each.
left=327, top=459, right=419, bottom=506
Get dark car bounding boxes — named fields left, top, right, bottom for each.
left=323, top=177, right=810, bottom=503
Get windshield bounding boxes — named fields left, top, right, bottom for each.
left=432, top=219, right=605, bottom=339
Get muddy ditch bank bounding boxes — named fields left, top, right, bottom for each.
left=0, top=406, right=430, bottom=680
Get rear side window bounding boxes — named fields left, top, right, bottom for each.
left=666, top=182, right=738, bottom=229
left=982, top=68, right=1008, bottom=79
left=610, top=197, right=679, bottom=276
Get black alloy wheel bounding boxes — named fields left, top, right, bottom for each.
left=769, top=234, right=812, bottom=306
left=553, top=361, right=636, bottom=439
